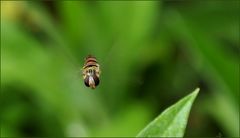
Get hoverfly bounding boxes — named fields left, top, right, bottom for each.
left=82, top=55, right=100, bottom=89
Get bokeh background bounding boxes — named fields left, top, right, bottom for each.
left=1, top=1, right=239, bottom=137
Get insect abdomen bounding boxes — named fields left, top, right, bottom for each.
left=84, top=56, right=98, bottom=67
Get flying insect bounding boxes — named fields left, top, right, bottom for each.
left=82, top=55, right=100, bottom=89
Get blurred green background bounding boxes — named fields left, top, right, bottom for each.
left=1, top=1, right=239, bottom=137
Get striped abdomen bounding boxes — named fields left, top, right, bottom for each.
left=83, top=55, right=99, bottom=69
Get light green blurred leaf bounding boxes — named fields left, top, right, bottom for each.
left=163, top=8, right=239, bottom=136
left=204, top=91, right=239, bottom=137
left=137, top=88, right=199, bottom=137
left=92, top=103, right=152, bottom=137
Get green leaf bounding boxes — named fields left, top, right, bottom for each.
left=137, top=88, right=199, bottom=137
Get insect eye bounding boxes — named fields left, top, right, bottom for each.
left=84, top=76, right=90, bottom=87
left=93, top=75, right=100, bottom=86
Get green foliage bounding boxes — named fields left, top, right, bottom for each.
left=137, top=88, right=199, bottom=137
